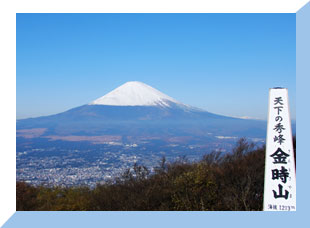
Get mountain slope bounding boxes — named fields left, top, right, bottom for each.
left=90, top=81, right=182, bottom=107
left=17, top=81, right=267, bottom=139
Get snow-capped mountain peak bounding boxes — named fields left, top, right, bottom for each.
left=89, top=81, right=181, bottom=107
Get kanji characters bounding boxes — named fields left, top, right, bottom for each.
left=273, top=184, right=289, bottom=200
left=274, top=97, right=284, bottom=105
left=270, top=148, right=290, bottom=164
left=274, top=106, right=283, bottom=115
left=274, top=134, right=285, bottom=145
left=272, top=166, right=289, bottom=183
left=274, top=122, right=285, bottom=133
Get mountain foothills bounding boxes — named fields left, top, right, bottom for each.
left=17, top=138, right=267, bottom=211
left=16, top=81, right=270, bottom=187
left=16, top=138, right=296, bottom=211
left=17, top=81, right=266, bottom=140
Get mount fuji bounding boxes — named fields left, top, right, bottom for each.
left=17, top=81, right=266, bottom=143
left=90, top=81, right=183, bottom=107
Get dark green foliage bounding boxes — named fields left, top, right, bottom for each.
left=16, top=182, right=39, bottom=210
left=17, top=138, right=294, bottom=211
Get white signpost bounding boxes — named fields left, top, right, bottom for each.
left=263, top=88, right=296, bottom=211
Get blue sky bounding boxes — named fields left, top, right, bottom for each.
left=16, top=13, right=296, bottom=120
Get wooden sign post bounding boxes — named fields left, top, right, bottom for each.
left=263, top=88, right=296, bottom=211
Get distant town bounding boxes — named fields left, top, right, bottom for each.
left=16, top=136, right=265, bottom=188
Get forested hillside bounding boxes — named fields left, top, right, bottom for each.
left=16, top=137, right=296, bottom=211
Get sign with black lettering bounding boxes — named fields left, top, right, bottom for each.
left=263, top=88, right=296, bottom=211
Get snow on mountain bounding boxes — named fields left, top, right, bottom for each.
left=16, top=80, right=267, bottom=139
left=89, top=81, right=182, bottom=107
